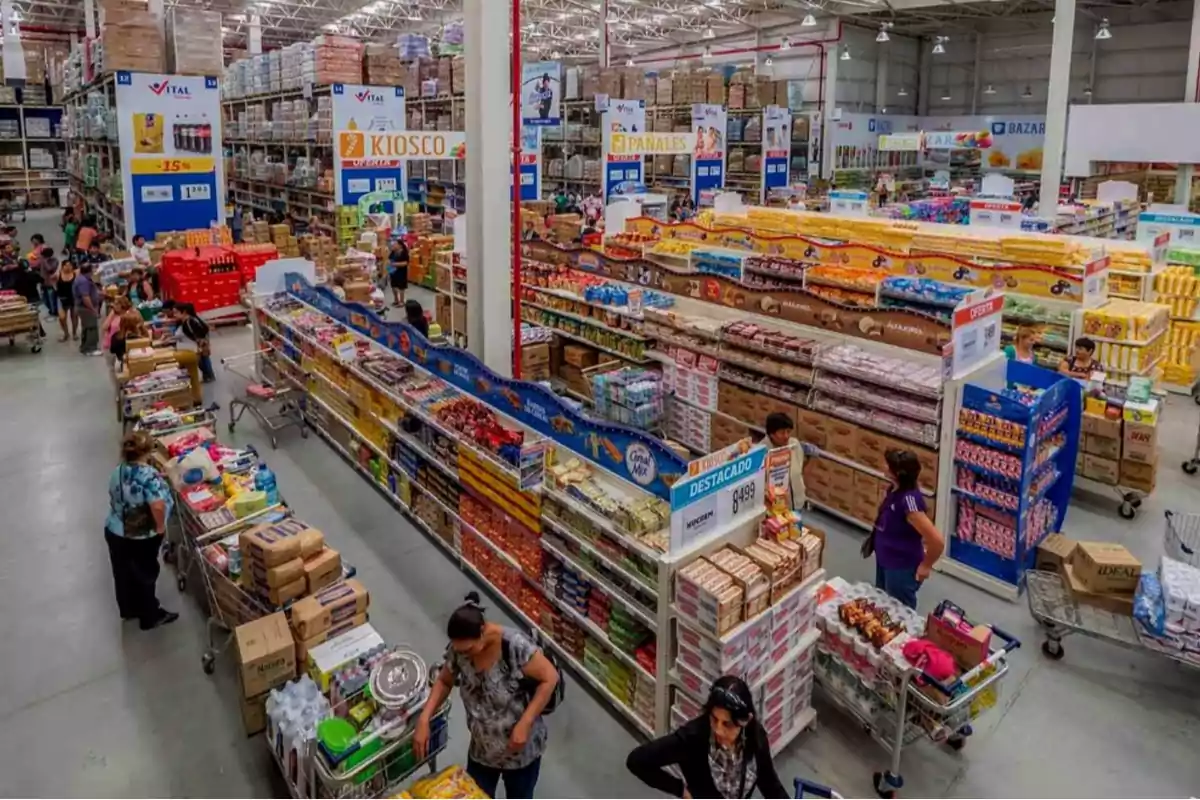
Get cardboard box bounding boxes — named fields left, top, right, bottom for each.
left=826, top=420, right=859, bottom=459
left=1081, top=454, right=1120, bottom=485
left=826, top=462, right=855, bottom=495
left=1122, top=421, right=1157, bottom=464
left=249, top=557, right=305, bottom=589
left=854, top=430, right=893, bottom=473
left=1120, top=458, right=1158, bottom=494
left=563, top=343, right=598, bottom=368
left=288, top=578, right=370, bottom=640
left=1083, top=433, right=1121, bottom=460
left=1035, top=533, right=1077, bottom=574
left=915, top=446, right=939, bottom=492
left=925, top=613, right=992, bottom=670
left=241, top=520, right=321, bottom=567
left=295, top=612, right=368, bottom=663
left=1063, top=563, right=1135, bottom=616
left=1072, top=541, right=1141, bottom=594
left=306, top=622, right=386, bottom=691
left=267, top=577, right=308, bottom=607
left=1081, top=413, right=1122, bottom=440
left=794, top=409, right=828, bottom=450
left=239, top=688, right=269, bottom=735
left=303, top=547, right=342, bottom=594
left=234, top=612, right=296, bottom=698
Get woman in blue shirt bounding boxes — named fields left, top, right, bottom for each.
left=105, top=431, right=178, bottom=630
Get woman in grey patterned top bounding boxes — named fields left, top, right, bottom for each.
left=414, top=592, right=559, bottom=799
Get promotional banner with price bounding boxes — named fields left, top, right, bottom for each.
left=115, top=72, right=224, bottom=240
left=950, top=289, right=1005, bottom=378
left=668, top=444, right=767, bottom=553
left=332, top=84, right=407, bottom=207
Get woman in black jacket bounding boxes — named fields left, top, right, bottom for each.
left=627, top=675, right=788, bottom=798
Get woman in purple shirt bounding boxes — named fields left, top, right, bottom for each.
left=863, top=450, right=944, bottom=609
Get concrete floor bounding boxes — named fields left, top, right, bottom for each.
left=2, top=208, right=1198, bottom=797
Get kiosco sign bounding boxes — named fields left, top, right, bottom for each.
left=338, top=131, right=466, bottom=161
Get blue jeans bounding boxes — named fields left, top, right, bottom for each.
left=199, top=354, right=215, bottom=381
left=40, top=284, right=58, bottom=316
left=466, top=756, right=541, bottom=799
left=876, top=564, right=920, bottom=609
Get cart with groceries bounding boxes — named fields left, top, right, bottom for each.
left=0, top=291, right=42, bottom=353
left=813, top=578, right=1020, bottom=798
left=1027, top=513, right=1200, bottom=668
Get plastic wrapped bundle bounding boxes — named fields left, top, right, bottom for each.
left=397, top=33, right=431, bottom=60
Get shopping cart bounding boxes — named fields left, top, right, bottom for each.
left=794, top=777, right=842, bottom=798
left=814, top=602, right=1020, bottom=798
left=0, top=295, right=43, bottom=354
left=223, top=349, right=307, bottom=448
left=1027, top=510, right=1200, bottom=667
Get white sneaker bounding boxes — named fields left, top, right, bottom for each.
left=86, top=350, right=103, bottom=356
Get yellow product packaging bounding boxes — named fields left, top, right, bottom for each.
left=134, top=113, right=165, bottom=154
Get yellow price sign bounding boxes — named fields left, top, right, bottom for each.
left=130, top=157, right=216, bottom=175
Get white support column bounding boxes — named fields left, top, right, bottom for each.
left=465, top=0, right=512, bottom=375
left=970, top=33, right=982, bottom=114
left=916, top=38, right=931, bottom=116
left=822, top=45, right=838, bottom=180
left=1038, top=0, right=1075, bottom=213
left=84, top=0, right=96, bottom=38
left=1174, top=0, right=1200, bottom=205
left=874, top=46, right=888, bottom=112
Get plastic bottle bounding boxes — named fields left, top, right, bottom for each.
left=255, top=461, right=279, bottom=505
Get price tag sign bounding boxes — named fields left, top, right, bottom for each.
left=829, top=189, right=868, bottom=217
left=950, top=289, right=1004, bottom=378
left=332, top=333, right=357, bottom=363
left=1082, top=255, right=1111, bottom=309
left=1151, top=232, right=1170, bottom=266
left=181, top=183, right=211, bottom=201
left=140, top=185, right=173, bottom=203
left=669, top=445, right=766, bottom=552
left=969, top=199, right=1023, bottom=230
left=375, top=177, right=397, bottom=192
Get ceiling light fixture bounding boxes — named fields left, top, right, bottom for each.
left=801, top=14, right=817, bottom=27
left=877, top=22, right=891, bottom=43
left=932, top=35, right=948, bottom=54
left=1083, top=85, right=1093, bottom=96
left=552, top=50, right=562, bottom=59
left=703, top=26, right=715, bottom=39
left=898, top=86, right=908, bottom=96
left=1095, top=18, right=1112, bottom=40
left=941, top=90, right=951, bottom=100
left=984, top=83, right=996, bottom=94
left=626, top=57, right=634, bottom=66
left=703, top=45, right=713, bottom=59
left=881, top=107, right=888, bottom=113
left=764, top=56, right=773, bottom=67
left=1021, top=85, right=1033, bottom=98
left=780, top=35, right=791, bottom=50
left=840, top=45, right=851, bottom=61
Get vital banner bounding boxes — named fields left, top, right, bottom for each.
left=691, top=103, right=726, bottom=206
left=602, top=99, right=647, bottom=200
left=332, top=84, right=406, bottom=207
left=761, top=105, right=791, bottom=202
left=115, top=72, right=224, bottom=241
left=521, top=61, right=562, bottom=126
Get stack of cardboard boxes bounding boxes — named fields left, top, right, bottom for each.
left=1036, top=534, right=1142, bottom=615
left=1078, top=409, right=1159, bottom=495
left=235, top=612, right=297, bottom=736
left=520, top=342, right=551, bottom=381
left=559, top=344, right=598, bottom=398
left=166, top=8, right=223, bottom=75
left=99, top=0, right=165, bottom=74
left=362, top=43, right=404, bottom=85
left=271, top=224, right=300, bottom=258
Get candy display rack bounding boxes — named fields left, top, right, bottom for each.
left=941, top=360, right=1082, bottom=600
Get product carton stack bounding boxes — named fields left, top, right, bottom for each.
left=166, top=8, right=223, bottom=75
left=1035, top=534, right=1141, bottom=614
left=305, top=35, right=363, bottom=86
left=243, top=219, right=271, bottom=245
left=239, top=519, right=331, bottom=608
left=299, top=234, right=337, bottom=274
left=1120, top=402, right=1159, bottom=495
left=362, top=43, right=403, bottom=85
left=288, top=578, right=371, bottom=670
left=235, top=612, right=297, bottom=734
left=1078, top=411, right=1122, bottom=485
left=520, top=342, right=550, bottom=381
left=270, top=223, right=299, bottom=258
left=98, top=0, right=165, bottom=74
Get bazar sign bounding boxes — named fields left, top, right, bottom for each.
left=609, top=131, right=697, bottom=156
left=338, top=130, right=466, bottom=160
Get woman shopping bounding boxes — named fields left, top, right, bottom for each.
left=413, top=592, right=559, bottom=799
left=104, top=431, right=178, bottom=630
left=626, top=675, right=788, bottom=798
left=862, top=449, right=944, bottom=609
left=1003, top=325, right=1040, bottom=364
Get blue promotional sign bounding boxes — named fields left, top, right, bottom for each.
left=691, top=104, right=726, bottom=206
left=114, top=72, right=225, bottom=242
left=521, top=61, right=562, bottom=126
left=513, top=126, right=540, bottom=202
left=602, top=100, right=646, bottom=200
left=333, top=84, right=407, bottom=207
left=668, top=445, right=766, bottom=552
left=761, top=105, right=791, bottom=202
left=284, top=273, right=688, bottom=499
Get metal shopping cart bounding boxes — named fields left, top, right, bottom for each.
left=223, top=349, right=307, bottom=448
left=814, top=604, right=1020, bottom=798
left=1027, top=510, right=1200, bottom=667
left=0, top=294, right=43, bottom=354
left=794, top=777, right=842, bottom=798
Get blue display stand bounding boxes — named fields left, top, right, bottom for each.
left=949, top=361, right=1082, bottom=591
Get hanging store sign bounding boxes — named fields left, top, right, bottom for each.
left=514, top=125, right=541, bottom=202
left=521, top=60, right=562, bottom=126
left=332, top=84, right=407, bottom=208
left=950, top=289, right=1004, bottom=378
left=691, top=103, right=727, bottom=207
left=761, top=105, right=791, bottom=203
left=669, top=443, right=766, bottom=552
left=878, top=132, right=923, bottom=151
left=602, top=99, right=648, bottom=200
left=115, top=71, right=224, bottom=241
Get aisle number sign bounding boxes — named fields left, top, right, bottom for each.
left=669, top=444, right=766, bottom=553
left=950, top=289, right=1005, bottom=378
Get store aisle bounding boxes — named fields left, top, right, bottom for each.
left=0, top=214, right=1195, bottom=795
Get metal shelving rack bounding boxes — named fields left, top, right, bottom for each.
left=0, top=98, right=66, bottom=212
left=62, top=72, right=124, bottom=244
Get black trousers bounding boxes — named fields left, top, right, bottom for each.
left=105, top=531, right=164, bottom=623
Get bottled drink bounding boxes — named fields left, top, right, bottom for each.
left=255, top=461, right=279, bottom=505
